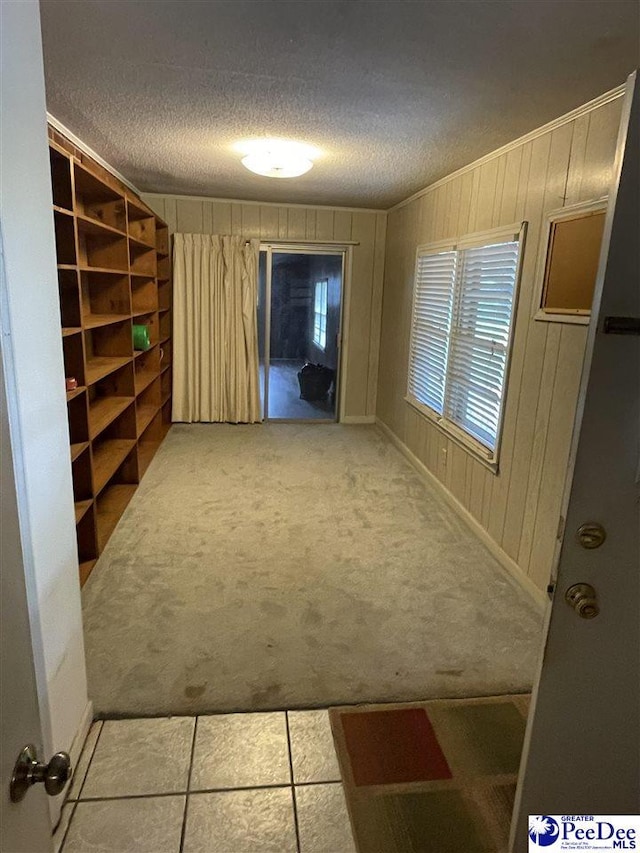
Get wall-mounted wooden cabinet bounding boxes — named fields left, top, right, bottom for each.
left=48, top=127, right=172, bottom=586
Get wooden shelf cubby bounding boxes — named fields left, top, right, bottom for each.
left=158, top=279, right=171, bottom=310
left=157, top=255, right=171, bottom=280
left=74, top=162, right=127, bottom=232
left=48, top=126, right=172, bottom=587
left=77, top=222, right=129, bottom=272
left=156, top=224, right=169, bottom=257
left=54, top=210, right=77, bottom=266
left=50, top=145, right=74, bottom=212
left=95, top=483, right=137, bottom=552
left=131, top=276, right=157, bottom=315
left=137, top=412, right=164, bottom=478
left=58, top=268, right=82, bottom=329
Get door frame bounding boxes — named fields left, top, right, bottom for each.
left=259, top=242, right=351, bottom=422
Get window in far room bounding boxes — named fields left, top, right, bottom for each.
left=313, top=278, right=328, bottom=350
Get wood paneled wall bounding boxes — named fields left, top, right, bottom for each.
left=141, top=193, right=387, bottom=420
left=377, top=96, right=623, bottom=593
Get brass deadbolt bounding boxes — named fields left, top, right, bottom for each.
left=576, top=522, right=606, bottom=549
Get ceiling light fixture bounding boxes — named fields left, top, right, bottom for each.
left=236, top=138, right=320, bottom=178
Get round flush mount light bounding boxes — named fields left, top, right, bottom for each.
left=235, top=138, right=320, bottom=178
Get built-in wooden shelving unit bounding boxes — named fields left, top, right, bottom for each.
left=48, top=127, right=172, bottom=586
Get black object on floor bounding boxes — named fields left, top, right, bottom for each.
left=298, top=362, right=334, bottom=401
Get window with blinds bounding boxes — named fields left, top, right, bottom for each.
left=407, top=227, right=523, bottom=463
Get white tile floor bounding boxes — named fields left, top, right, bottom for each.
left=54, top=710, right=355, bottom=853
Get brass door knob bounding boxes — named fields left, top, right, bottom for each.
left=10, top=745, right=72, bottom=802
left=565, top=583, right=599, bottom=619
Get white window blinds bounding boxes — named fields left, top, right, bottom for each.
left=408, top=250, right=456, bottom=414
left=407, top=230, right=522, bottom=460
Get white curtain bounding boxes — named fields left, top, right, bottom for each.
left=172, top=234, right=262, bottom=423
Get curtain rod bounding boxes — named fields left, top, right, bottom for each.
left=254, top=238, right=360, bottom=246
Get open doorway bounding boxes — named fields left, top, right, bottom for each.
left=258, top=247, right=344, bottom=421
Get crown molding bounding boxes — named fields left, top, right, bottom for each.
left=47, top=113, right=142, bottom=195
left=388, top=84, right=626, bottom=213
left=141, top=191, right=384, bottom=215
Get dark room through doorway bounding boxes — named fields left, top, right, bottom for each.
left=258, top=248, right=344, bottom=421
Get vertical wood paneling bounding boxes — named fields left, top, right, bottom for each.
left=259, top=206, right=279, bottom=239
left=486, top=140, right=535, bottom=542
left=492, top=156, right=508, bottom=227
left=448, top=444, right=467, bottom=504
left=231, top=203, right=242, bottom=234
left=346, top=211, right=376, bottom=417
left=366, top=213, right=387, bottom=415
left=376, top=94, right=623, bottom=594
left=579, top=99, right=622, bottom=200
left=333, top=210, right=352, bottom=241
left=287, top=208, right=306, bottom=239
left=212, top=202, right=232, bottom=234
left=564, top=115, right=590, bottom=204
left=151, top=197, right=166, bottom=219
left=176, top=198, right=203, bottom=233
left=527, top=324, right=586, bottom=587
left=473, top=159, right=500, bottom=232
left=316, top=209, right=334, bottom=241
left=498, top=148, right=523, bottom=223
left=277, top=208, right=288, bottom=238
left=455, top=173, right=474, bottom=236
left=305, top=209, right=317, bottom=239
left=162, top=197, right=178, bottom=232
left=516, top=323, right=561, bottom=572
left=202, top=201, right=213, bottom=233
left=240, top=204, right=260, bottom=237
left=467, top=168, right=482, bottom=233
left=502, top=125, right=569, bottom=560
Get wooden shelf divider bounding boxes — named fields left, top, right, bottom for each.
left=96, top=484, right=137, bottom=551
left=74, top=500, right=93, bottom=524
left=135, top=372, right=157, bottom=396
left=71, top=441, right=90, bottom=462
left=85, top=356, right=132, bottom=386
left=136, top=404, right=159, bottom=437
left=48, top=125, right=172, bottom=587
left=92, top=439, right=137, bottom=495
left=88, top=396, right=135, bottom=439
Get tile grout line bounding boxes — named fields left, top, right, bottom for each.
left=59, top=720, right=105, bottom=852
left=179, top=716, right=199, bottom=853
left=285, top=711, right=302, bottom=853
left=57, top=799, right=79, bottom=853
left=76, top=780, right=309, bottom=802
left=74, top=720, right=105, bottom=802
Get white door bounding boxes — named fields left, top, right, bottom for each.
left=0, top=343, right=52, bottom=852
left=511, top=71, right=639, bottom=851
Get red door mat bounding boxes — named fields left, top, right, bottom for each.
left=329, top=695, right=530, bottom=853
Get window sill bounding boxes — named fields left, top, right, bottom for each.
left=404, top=396, right=499, bottom=475
left=534, top=309, right=590, bottom=325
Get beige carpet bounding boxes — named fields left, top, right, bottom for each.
left=82, top=424, right=544, bottom=716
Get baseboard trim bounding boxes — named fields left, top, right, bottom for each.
left=376, top=418, right=547, bottom=610
left=66, top=701, right=93, bottom=794
left=341, top=415, right=376, bottom=424
left=49, top=699, right=93, bottom=827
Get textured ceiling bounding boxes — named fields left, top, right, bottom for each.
left=39, top=0, right=639, bottom=209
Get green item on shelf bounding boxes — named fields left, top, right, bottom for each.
left=132, top=324, right=151, bottom=351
